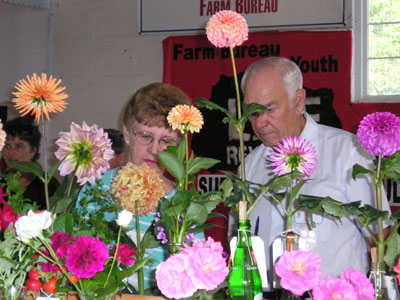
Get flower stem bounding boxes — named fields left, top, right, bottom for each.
left=286, top=181, right=294, bottom=231
left=229, top=47, right=246, bottom=182
left=136, top=208, right=144, bottom=294
left=104, top=226, right=121, bottom=288
left=66, top=169, right=76, bottom=197
left=184, top=126, right=189, bottom=191
left=40, top=114, right=50, bottom=211
left=375, top=154, right=385, bottom=271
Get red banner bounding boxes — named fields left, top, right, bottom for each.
left=163, top=30, right=400, bottom=248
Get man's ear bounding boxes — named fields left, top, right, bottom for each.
left=294, top=88, right=306, bottom=114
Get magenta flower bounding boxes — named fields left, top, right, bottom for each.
left=156, top=253, right=197, bottom=299
left=112, top=243, right=136, bottom=266
left=50, top=232, right=74, bottom=260
left=275, top=249, right=323, bottom=296
left=341, top=267, right=374, bottom=300
left=65, top=236, right=109, bottom=279
left=206, top=10, right=248, bottom=48
left=313, top=276, right=357, bottom=300
left=55, top=121, right=114, bottom=185
left=270, top=136, right=317, bottom=181
left=185, top=242, right=229, bottom=291
left=357, top=112, right=400, bottom=157
left=393, top=257, right=400, bottom=286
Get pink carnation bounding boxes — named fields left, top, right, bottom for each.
left=113, top=243, right=136, bottom=266
left=156, top=253, right=197, bottom=299
left=275, top=250, right=323, bottom=296
left=65, top=236, right=109, bottom=279
left=341, top=267, right=374, bottom=300
left=185, top=243, right=229, bottom=291
left=206, top=10, right=248, bottom=48
left=357, top=112, right=400, bottom=157
left=313, top=276, right=357, bottom=300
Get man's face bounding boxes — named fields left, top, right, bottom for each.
left=244, top=67, right=305, bottom=147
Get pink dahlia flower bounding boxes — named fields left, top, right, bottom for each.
left=113, top=243, right=136, bottom=266
left=313, top=276, right=357, bottom=300
left=341, top=267, right=374, bottom=300
left=357, top=112, right=400, bottom=157
left=0, top=121, right=6, bottom=152
left=270, top=136, right=317, bottom=181
left=206, top=10, right=248, bottom=48
left=185, top=241, right=229, bottom=291
left=65, top=236, right=109, bottom=279
left=275, top=249, right=323, bottom=296
left=55, top=121, right=114, bottom=185
left=156, top=253, right=197, bottom=299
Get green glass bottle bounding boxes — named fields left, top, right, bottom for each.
left=228, top=219, right=263, bottom=300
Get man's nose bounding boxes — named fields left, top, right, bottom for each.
left=253, top=113, right=270, bottom=129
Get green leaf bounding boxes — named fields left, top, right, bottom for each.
left=264, top=174, right=293, bottom=190
left=53, top=213, right=74, bottom=234
left=320, top=197, right=348, bottom=218
left=185, top=202, right=208, bottom=225
left=239, top=102, right=268, bottom=128
left=7, top=161, right=44, bottom=180
left=195, top=97, right=231, bottom=117
left=352, top=163, right=374, bottom=180
left=158, top=151, right=185, bottom=184
left=384, top=232, right=400, bottom=269
left=187, top=157, right=220, bottom=175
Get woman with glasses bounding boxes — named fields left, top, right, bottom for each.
left=77, top=82, right=194, bottom=292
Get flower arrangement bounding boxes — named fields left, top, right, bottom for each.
left=297, top=111, right=400, bottom=298
left=155, top=237, right=229, bottom=299
left=275, top=249, right=374, bottom=300
left=111, top=162, right=165, bottom=294
left=13, top=209, right=147, bottom=300
left=155, top=104, right=221, bottom=256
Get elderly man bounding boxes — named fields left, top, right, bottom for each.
left=232, top=57, right=391, bottom=290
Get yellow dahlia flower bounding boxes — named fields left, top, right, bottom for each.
left=111, top=162, right=164, bottom=216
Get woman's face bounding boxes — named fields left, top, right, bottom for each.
left=123, top=122, right=179, bottom=175
left=3, top=137, right=36, bottom=168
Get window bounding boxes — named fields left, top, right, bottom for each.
left=353, top=0, right=400, bottom=102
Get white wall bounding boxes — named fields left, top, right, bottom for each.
left=1, top=0, right=170, bottom=168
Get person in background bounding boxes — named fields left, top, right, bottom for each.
left=1, top=116, right=59, bottom=209
left=104, top=128, right=125, bottom=169
left=229, top=57, right=391, bottom=292
left=77, top=82, right=204, bottom=290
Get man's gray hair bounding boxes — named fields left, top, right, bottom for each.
left=241, top=57, right=303, bottom=105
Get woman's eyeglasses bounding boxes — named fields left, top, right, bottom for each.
left=132, top=132, right=178, bottom=148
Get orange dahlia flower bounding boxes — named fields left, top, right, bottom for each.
left=111, top=162, right=164, bottom=216
left=167, top=104, right=204, bottom=134
left=206, top=10, right=248, bottom=48
left=12, top=73, right=68, bottom=123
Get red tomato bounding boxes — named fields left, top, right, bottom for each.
left=26, top=279, right=42, bottom=291
left=43, top=278, right=57, bottom=294
left=68, top=274, right=79, bottom=284
left=28, top=268, right=40, bottom=280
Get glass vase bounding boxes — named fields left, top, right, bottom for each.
left=167, top=242, right=183, bottom=256
left=0, top=285, right=26, bottom=300
left=369, top=267, right=399, bottom=300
